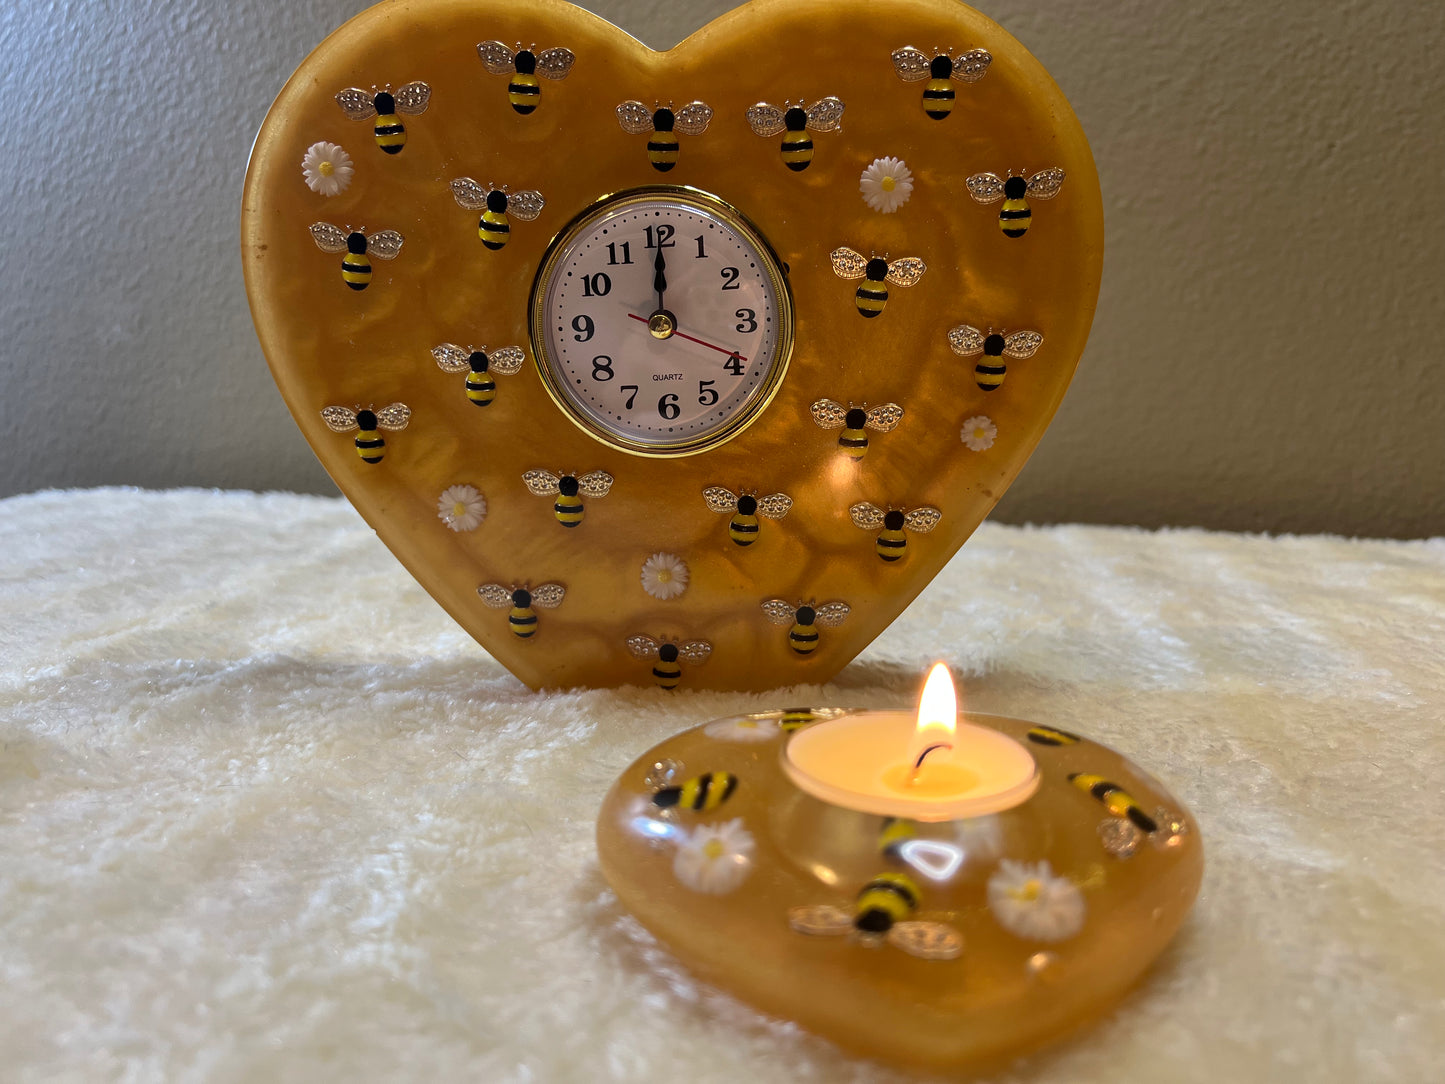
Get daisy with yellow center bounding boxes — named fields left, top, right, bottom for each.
left=960, top=414, right=997, bottom=451
left=704, top=716, right=780, bottom=743
left=673, top=818, right=755, bottom=894
left=301, top=141, right=354, bottom=197
left=640, top=552, right=688, bottom=600
left=859, top=156, right=914, bottom=214
left=986, top=859, right=1085, bottom=942
left=436, top=484, right=486, bottom=531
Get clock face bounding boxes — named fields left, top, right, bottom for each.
left=530, top=187, right=793, bottom=455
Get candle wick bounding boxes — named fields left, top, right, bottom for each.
left=908, top=742, right=953, bottom=785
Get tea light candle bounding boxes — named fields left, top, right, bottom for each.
left=781, top=663, right=1040, bottom=821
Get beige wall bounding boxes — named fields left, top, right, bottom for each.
left=1, top=0, right=1440, bottom=536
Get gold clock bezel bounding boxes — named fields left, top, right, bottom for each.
left=528, top=185, right=795, bottom=458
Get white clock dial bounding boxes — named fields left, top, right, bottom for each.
left=530, top=187, right=793, bottom=455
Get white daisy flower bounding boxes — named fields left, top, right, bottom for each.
left=437, top=485, right=486, bottom=531
left=987, top=859, right=1085, bottom=942
left=301, top=141, right=354, bottom=196
left=704, top=716, right=779, bottom=743
left=640, top=552, right=688, bottom=600
left=673, top=818, right=755, bottom=894
left=859, top=156, right=914, bottom=214
left=960, top=415, right=997, bottom=451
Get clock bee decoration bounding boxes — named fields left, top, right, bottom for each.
left=478, top=582, right=566, bottom=638
left=966, top=167, right=1067, bottom=237
left=829, top=248, right=927, bottom=317
left=319, top=403, right=410, bottom=463
left=432, top=343, right=526, bottom=407
left=761, top=599, right=852, bottom=656
left=703, top=486, right=793, bottom=546
left=477, top=40, right=576, bottom=114
left=626, top=635, right=713, bottom=689
left=308, top=224, right=403, bottom=290
left=522, top=469, right=615, bottom=527
left=745, top=97, right=845, bottom=171
left=890, top=46, right=991, bottom=119
left=450, top=180, right=546, bottom=250
left=849, top=502, right=943, bottom=562
left=810, top=400, right=904, bottom=458
left=947, top=324, right=1043, bottom=391
left=334, top=82, right=431, bottom=152
left=616, top=100, right=713, bottom=171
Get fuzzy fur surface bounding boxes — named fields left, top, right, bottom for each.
left=1, top=488, right=1442, bottom=1083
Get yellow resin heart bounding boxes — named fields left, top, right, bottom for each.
left=242, top=0, right=1103, bottom=690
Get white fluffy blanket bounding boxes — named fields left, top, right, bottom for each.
left=2, top=489, right=1442, bottom=1083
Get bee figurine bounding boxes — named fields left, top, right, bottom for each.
left=947, top=324, right=1044, bottom=392
left=878, top=817, right=917, bottom=861
left=432, top=343, right=526, bottom=408
left=966, top=168, right=1066, bottom=238
left=809, top=399, right=904, bottom=459
left=762, top=599, right=851, bottom=656
left=779, top=707, right=849, bottom=732
left=450, top=180, right=545, bottom=251
left=616, top=100, right=713, bottom=172
left=334, top=82, right=431, bottom=153
left=744, top=97, right=845, bottom=171
left=789, top=872, right=963, bottom=961
left=890, top=46, right=991, bottom=120
left=319, top=403, right=411, bottom=464
left=849, top=503, right=943, bottom=563
left=309, top=223, right=403, bottom=291
left=702, top=487, right=793, bottom=547
left=478, top=583, right=566, bottom=639
left=1068, top=772, right=1159, bottom=833
left=476, top=40, right=575, bottom=114
left=626, top=636, right=713, bottom=690
left=651, top=770, right=737, bottom=813
left=830, top=248, right=926, bottom=318
left=1027, top=725, right=1082, bottom=747
left=522, top=470, right=614, bottom=528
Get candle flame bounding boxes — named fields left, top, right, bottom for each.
left=916, top=662, right=957, bottom=740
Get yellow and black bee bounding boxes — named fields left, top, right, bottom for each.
left=476, top=40, right=575, bottom=114
left=789, top=871, right=963, bottom=960
left=626, top=635, right=712, bottom=690
left=830, top=248, right=926, bottom=318
left=652, top=769, right=737, bottom=812
left=849, top=503, right=943, bottom=562
left=450, top=179, right=545, bottom=251
left=478, top=582, right=566, bottom=639
left=334, top=82, right=431, bottom=154
left=744, top=97, right=844, bottom=171
left=778, top=707, right=849, bottom=732
left=946, top=324, right=1044, bottom=392
left=879, top=817, right=917, bottom=861
left=890, top=46, right=991, bottom=120
left=309, top=223, right=403, bottom=291
left=432, top=343, right=526, bottom=407
left=702, top=487, right=792, bottom=547
left=966, top=168, right=1066, bottom=238
left=1068, top=773, right=1158, bottom=833
left=522, top=470, right=614, bottom=528
left=616, top=100, right=713, bottom=172
left=319, top=403, right=411, bottom=464
left=762, top=599, right=851, bottom=656
left=1027, top=725, right=1082, bottom=747
left=809, top=399, right=904, bottom=459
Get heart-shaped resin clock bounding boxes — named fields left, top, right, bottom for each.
left=241, top=0, right=1103, bottom=691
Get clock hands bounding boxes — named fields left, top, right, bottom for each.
left=653, top=248, right=667, bottom=311
left=646, top=248, right=678, bottom=340
left=627, top=312, right=748, bottom=362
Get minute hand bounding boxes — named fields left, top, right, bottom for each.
left=627, top=313, right=748, bottom=361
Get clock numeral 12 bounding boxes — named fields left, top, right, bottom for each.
left=644, top=224, right=675, bottom=249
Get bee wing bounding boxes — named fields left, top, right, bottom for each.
left=616, top=100, right=655, bottom=134
left=392, top=81, right=432, bottom=114
left=530, top=583, right=566, bottom=609
left=673, top=101, right=713, bottom=135
left=487, top=346, right=526, bottom=375
left=810, top=399, right=848, bottom=429
left=889, top=921, right=964, bottom=961
left=849, top=502, right=886, bottom=530
left=535, top=47, right=575, bottom=80
left=432, top=343, right=472, bottom=372
left=905, top=507, right=943, bottom=533
left=477, top=40, right=516, bottom=74
left=577, top=471, right=614, bottom=498
left=813, top=602, right=851, bottom=628
left=679, top=641, right=712, bottom=664
left=478, top=583, right=513, bottom=608
left=805, top=96, right=845, bottom=132
left=952, top=48, right=993, bottom=83
left=1003, top=330, right=1044, bottom=358
left=1026, top=167, right=1066, bottom=200
left=703, top=486, right=740, bottom=513
left=830, top=247, right=868, bottom=280
left=320, top=406, right=358, bottom=433
left=947, top=323, right=985, bottom=356
left=334, top=87, right=376, bottom=120
left=757, top=493, right=793, bottom=519
left=366, top=231, right=405, bottom=259
left=761, top=599, right=797, bottom=626
left=885, top=257, right=926, bottom=287
left=309, top=222, right=349, bottom=253
left=966, top=172, right=1006, bottom=204
left=865, top=403, right=904, bottom=432
left=626, top=635, right=660, bottom=660
left=523, top=469, right=561, bottom=496
left=451, top=177, right=490, bottom=210
left=374, top=403, right=411, bottom=430
left=891, top=46, right=932, bottom=81
left=745, top=103, right=786, bottom=137
left=506, top=190, right=546, bottom=221
left=789, top=905, right=853, bottom=936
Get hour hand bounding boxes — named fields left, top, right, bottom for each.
left=653, top=248, right=667, bottom=309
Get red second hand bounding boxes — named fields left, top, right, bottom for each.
left=627, top=313, right=748, bottom=362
